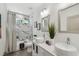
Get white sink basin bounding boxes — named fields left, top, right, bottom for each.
left=55, top=42, right=78, bottom=56
left=35, top=37, right=44, bottom=43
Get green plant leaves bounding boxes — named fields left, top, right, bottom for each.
left=48, top=24, right=55, bottom=39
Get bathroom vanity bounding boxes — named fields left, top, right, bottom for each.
left=32, top=41, right=56, bottom=56
left=32, top=36, right=79, bottom=56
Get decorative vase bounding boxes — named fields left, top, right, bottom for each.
left=48, top=24, right=55, bottom=45
left=50, top=39, right=54, bottom=45
left=45, top=39, right=54, bottom=46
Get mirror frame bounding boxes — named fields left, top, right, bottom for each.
left=58, top=3, right=79, bottom=33
left=41, top=15, right=50, bottom=32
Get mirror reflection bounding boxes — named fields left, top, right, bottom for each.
left=59, top=4, right=79, bottom=33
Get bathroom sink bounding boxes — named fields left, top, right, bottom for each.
left=35, top=37, right=44, bottom=43
left=55, top=42, right=78, bottom=56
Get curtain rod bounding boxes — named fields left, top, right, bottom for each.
left=8, top=10, right=30, bottom=17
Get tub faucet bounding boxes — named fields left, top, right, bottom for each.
left=66, top=37, right=70, bottom=45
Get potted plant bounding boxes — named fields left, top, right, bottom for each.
left=46, top=24, right=55, bottom=45
left=48, top=24, right=55, bottom=39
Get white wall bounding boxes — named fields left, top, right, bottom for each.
left=0, top=4, right=7, bottom=55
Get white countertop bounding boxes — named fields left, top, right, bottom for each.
left=38, top=43, right=56, bottom=56
left=33, top=39, right=79, bottom=56
left=33, top=41, right=57, bottom=56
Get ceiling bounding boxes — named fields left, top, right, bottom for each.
left=6, top=3, right=61, bottom=16
left=6, top=3, right=43, bottom=15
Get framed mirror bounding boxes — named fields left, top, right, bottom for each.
left=59, top=3, right=79, bottom=33
left=41, top=15, right=50, bottom=32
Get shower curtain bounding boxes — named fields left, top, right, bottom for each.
left=5, top=11, right=16, bottom=53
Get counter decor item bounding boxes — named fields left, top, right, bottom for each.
left=47, top=24, right=55, bottom=45
left=48, top=24, right=55, bottom=39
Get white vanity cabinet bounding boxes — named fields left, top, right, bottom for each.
left=38, top=46, right=53, bottom=56
left=32, top=43, right=55, bottom=56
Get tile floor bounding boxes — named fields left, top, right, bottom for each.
left=4, top=47, right=32, bottom=56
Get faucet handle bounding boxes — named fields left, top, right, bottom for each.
left=67, top=37, right=70, bottom=45
left=67, top=37, right=70, bottom=41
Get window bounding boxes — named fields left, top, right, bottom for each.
left=16, top=14, right=29, bottom=25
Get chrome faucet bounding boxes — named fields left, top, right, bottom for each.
left=66, top=37, right=70, bottom=45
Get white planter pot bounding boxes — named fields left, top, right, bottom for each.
left=50, top=39, right=54, bottom=45
left=46, top=39, right=54, bottom=46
